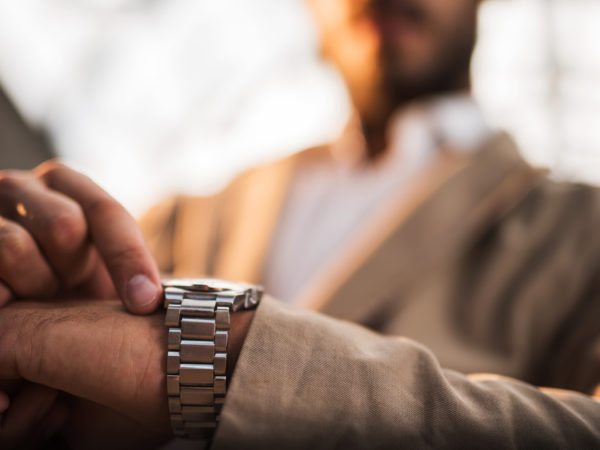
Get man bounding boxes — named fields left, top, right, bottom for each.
left=142, top=0, right=600, bottom=390
left=0, top=0, right=600, bottom=449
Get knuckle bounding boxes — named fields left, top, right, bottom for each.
left=46, top=211, right=87, bottom=250
left=0, top=170, right=26, bottom=192
left=35, top=159, right=67, bottom=177
left=0, top=282, right=13, bottom=307
left=35, top=159, right=70, bottom=187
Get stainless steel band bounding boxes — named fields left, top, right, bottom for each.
left=164, top=287, right=231, bottom=440
left=163, top=279, right=263, bottom=443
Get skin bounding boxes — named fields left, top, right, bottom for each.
left=0, top=162, right=255, bottom=447
left=307, top=0, right=482, bottom=157
left=0, top=161, right=162, bottom=313
left=0, top=301, right=169, bottom=449
left=0, top=0, right=482, bottom=446
left=0, top=300, right=254, bottom=449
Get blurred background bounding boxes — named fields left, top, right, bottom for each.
left=0, top=0, right=598, bottom=215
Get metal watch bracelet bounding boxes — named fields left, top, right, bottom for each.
left=163, top=279, right=262, bottom=441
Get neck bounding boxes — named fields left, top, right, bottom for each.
left=361, top=119, right=388, bottom=160
left=360, top=75, right=472, bottom=160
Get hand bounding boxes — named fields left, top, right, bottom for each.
left=0, top=300, right=171, bottom=449
left=0, top=299, right=255, bottom=449
left=0, top=383, right=68, bottom=450
left=0, top=161, right=162, bottom=314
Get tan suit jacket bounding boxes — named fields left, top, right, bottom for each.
left=141, top=134, right=600, bottom=447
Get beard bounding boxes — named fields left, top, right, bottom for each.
left=381, top=37, right=474, bottom=107
left=357, top=8, right=477, bottom=158
left=378, top=11, right=478, bottom=109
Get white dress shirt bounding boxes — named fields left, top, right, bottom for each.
left=263, top=94, right=492, bottom=303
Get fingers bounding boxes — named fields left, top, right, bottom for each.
left=40, top=400, right=69, bottom=444
left=0, top=217, right=59, bottom=299
left=63, top=398, right=171, bottom=450
left=36, top=162, right=161, bottom=314
left=0, top=383, right=61, bottom=449
left=0, top=171, right=95, bottom=288
left=0, top=163, right=160, bottom=312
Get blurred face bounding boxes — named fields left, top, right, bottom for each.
left=308, top=0, right=481, bottom=125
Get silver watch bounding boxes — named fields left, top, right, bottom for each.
left=163, top=278, right=263, bottom=440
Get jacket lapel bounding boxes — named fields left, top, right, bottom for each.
left=295, top=133, right=545, bottom=324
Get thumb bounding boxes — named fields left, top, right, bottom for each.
left=37, top=161, right=162, bottom=314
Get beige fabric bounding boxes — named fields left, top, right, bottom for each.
left=140, top=133, right=600, bottom=445
left=214, top=296, right=600, bottom=449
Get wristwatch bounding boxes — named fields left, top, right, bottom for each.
left=163, top=278, right=263, bottom=441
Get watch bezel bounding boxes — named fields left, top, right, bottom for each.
left=162, top=278, right=263, bottom=311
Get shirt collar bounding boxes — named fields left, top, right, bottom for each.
left=329, top=93, right=492, bottom=166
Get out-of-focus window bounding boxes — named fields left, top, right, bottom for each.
left=0, top=0, right=349, bottom=213
left=0, top=0, right=598, bottom=214
left=473, top=0, right=600, bottom=186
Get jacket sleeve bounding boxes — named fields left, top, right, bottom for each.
left=212, top=296, right=600, bottom=449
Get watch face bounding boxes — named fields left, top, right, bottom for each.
left=162, top=278, right=263, bottom=311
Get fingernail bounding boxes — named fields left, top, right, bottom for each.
left=127, top=274, right=160, bottom=308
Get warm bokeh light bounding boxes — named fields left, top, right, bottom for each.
left=15, top=202, right=27, bottom=218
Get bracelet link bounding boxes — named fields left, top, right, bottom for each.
left=163, top=278, right=263, bottom=443
left=165, top=287, right=227, bottom=442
